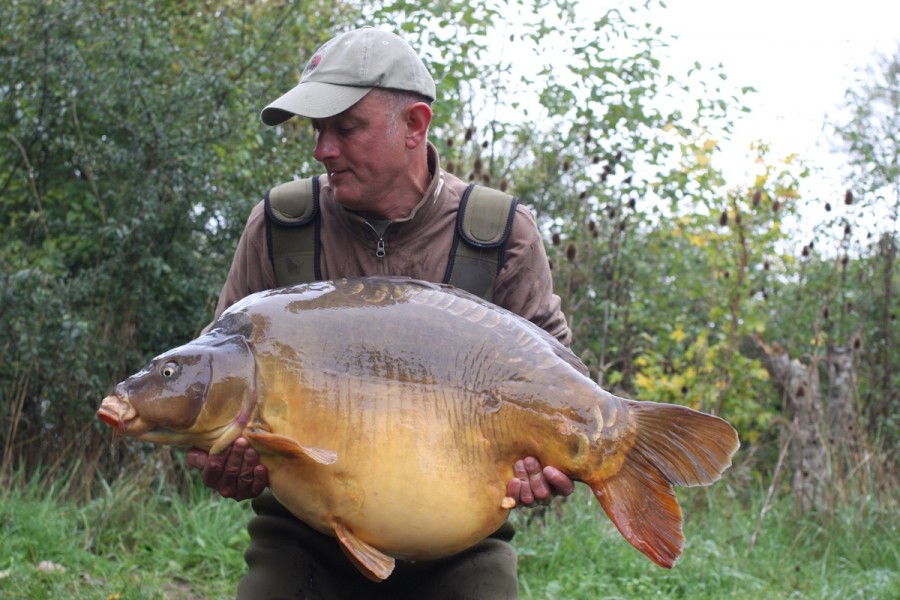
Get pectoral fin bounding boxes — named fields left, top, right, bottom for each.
left=244, top=429, right=337, bottom=465
left=334, top=521, right=395, bottom=582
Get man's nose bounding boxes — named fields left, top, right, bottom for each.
left=313, top=130, right=339, bottom=162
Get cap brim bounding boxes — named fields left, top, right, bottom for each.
left=260, top=82, right=372, bottom=125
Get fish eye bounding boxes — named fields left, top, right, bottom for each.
left=160, top=361, right=178, bottom=378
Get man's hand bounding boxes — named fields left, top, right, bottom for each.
left=186, top=437, right=268, bottom=501
left=505, top=456, right=575, bottom=507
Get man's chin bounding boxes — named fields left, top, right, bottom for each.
left=331, top=188, right=361, bottom=210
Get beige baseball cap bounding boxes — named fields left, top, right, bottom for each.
left=260, top=27, right=436, bottom=126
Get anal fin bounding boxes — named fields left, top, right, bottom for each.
left=334, top=521, right=395, bottom=582
left=590, top=453, right=684, bottom=569
left=244, top=429, right=337, bottom=465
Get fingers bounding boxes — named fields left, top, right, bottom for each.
left=510, top=457, right=546, bottom=506
left=186, top=448, right=207, bottom=470
left=543, top=466, right=575, bottom=497
left=523, top=456, right=552, bottom=502
left=507, top=457, right=576, bottom=508
left=219, top=438, right=250, bottom=496
left=505, top=475, right=522, bottom=502
left=187, top=437, right=268, bottom=501
left=245, top=463, right=268, bottom=499
left=511, top=459, right=534, bottom=505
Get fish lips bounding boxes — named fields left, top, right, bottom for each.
left=96, top=394, right=155, bottom=436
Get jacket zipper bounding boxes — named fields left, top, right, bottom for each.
left=363, top=221, right=390, bottom=259
left=361, top=175, right=441, bottom=260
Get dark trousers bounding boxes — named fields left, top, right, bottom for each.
left=236, top=490, right=519, bottom=600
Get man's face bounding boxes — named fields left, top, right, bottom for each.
left=311, top=91, right=408, bottom=213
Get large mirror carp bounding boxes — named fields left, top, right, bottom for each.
left=97, top=276, right=739, bottom=581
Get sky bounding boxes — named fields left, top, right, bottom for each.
left=643, top=0, right=899, bottom=197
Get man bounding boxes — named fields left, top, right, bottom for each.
left=188, top=26, right=575, bottom=599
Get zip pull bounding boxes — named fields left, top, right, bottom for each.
left=364, top=219, right=391, bottom=259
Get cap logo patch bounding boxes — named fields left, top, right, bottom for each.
left=304, top=54, right=322, bottom=75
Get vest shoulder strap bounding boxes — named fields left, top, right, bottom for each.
left=265, top=176, right=321, bottom=286
left=444, top=183, right=518, bottom=302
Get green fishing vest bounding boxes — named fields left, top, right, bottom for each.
left=264, top=176, right=517, bottom=302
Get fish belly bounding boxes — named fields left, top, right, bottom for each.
left=256, top=382, right=513, bottom=561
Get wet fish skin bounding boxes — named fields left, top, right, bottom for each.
left=97, top=277, right=739, bottom=581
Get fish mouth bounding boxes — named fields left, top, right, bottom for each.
left=96, top=395, right=155, bottom=436
left=96, top=394, right=248, bottom=451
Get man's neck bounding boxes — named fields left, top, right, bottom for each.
left=358, top=150, right=433, bottom=220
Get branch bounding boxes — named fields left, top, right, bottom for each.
left=5, top=133, right=48, bottom=237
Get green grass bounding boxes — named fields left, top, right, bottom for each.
left=0, top=462, right=250, bottom=599
left=512, top=484, right=898, bottom=599
left=1, top=464, right=897, bottom=599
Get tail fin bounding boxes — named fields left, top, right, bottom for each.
left=588, top=401, right=739, bottom=568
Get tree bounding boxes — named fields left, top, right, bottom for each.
left=827, top=46, right=899, bottom=445
left=0, top=0, right=355, bottom=482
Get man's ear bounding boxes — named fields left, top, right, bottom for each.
left=405, top=102, right=432, bottom=149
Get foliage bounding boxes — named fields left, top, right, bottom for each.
left=618, top=141, right=808, bottom=443
left=0, top=0, right=356, bottom=478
